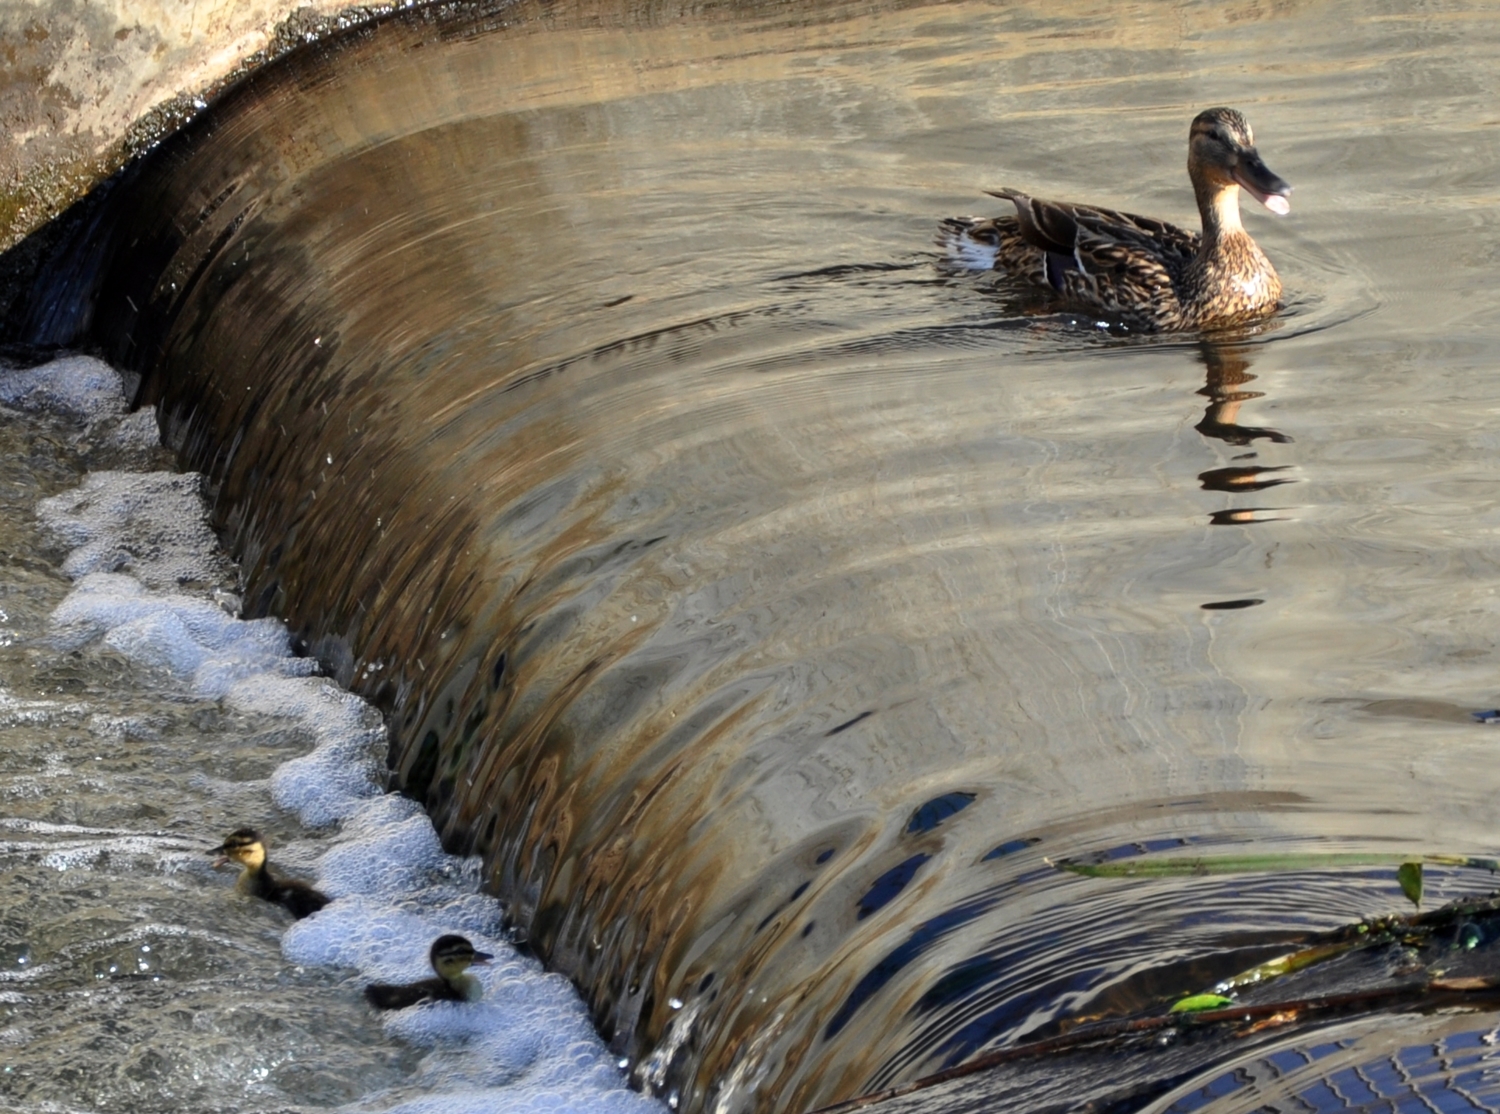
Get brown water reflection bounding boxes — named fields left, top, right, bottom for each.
left=17, top=0, right=1500, bottom=1110
left=1195, top=341, right=1292, bottom=448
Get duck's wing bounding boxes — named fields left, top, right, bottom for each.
left=986, top=188, right=1082, bottom=260
left=275, top=879, right=330, bottom=919
left=990, top=190, right=1197, bottom=254
left=987, top=189, right=1197, bottom=290
left=985, top=189, right=1199, bottom=325
left=260, top=864, right=330, bottom=918
left=365, top=977, right=448, bottom=1010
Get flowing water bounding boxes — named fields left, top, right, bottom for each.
left=0, top=356, right=664, bottom=1114
left=9, top=0, right=1500, bottom=1111
left=0, top=366, right=417, bottom=1113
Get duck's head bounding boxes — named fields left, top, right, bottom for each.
left=1188, top=107, right=1292, bottom=216
left=210, top=827, right=267, bottom=871
left=430, top=934, right=493, bottom=980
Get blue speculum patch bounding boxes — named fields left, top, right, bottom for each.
left=906, top=792, right=977, bottom=834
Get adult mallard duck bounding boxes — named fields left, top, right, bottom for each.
left=364, top=935, right=494, bottom=1010
left=209, top=827, right=330, bottom=919
left=940, top=107, right=1292, bottom=332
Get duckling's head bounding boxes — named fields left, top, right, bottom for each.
left=1188, top=107, right=1292, bottom=216
left=210, top=827, right=267, bottom=871
left=429, top=934, right=493, bottom=981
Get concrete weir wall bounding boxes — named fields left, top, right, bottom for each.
left=0, top=0, right=375, bottom=270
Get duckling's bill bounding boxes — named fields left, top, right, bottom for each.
left=208, top=839, right=237, bottom=869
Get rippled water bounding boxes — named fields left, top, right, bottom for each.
left=10, top=0, right=1500, bottom=1111
left=0, top=359, right=661, bottom=1114
left=0, top=380, right=415, bottom=1111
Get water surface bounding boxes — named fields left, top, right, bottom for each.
left=15, top=0, right=1500, bottom=1110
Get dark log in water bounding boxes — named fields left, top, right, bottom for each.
left=18, top=0, right=1500, bottom=1110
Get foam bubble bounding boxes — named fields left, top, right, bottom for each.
left=235, top=676, right=387, bottom=825
left=316, top=812, right=449, bottom=897
left=27, top=354, right=664, bottom=1114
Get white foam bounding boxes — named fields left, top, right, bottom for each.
left=24, top=355, right=665, bottom=1114
left=315, top=810, right=449, bottom=896
left=0, top=355, right=128, bottom=423
left=39, top=471, right=229, bottom=589
left=49, top=572, right=316, bottom=697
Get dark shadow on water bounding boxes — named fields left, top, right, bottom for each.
left=1199, top=464, right=1295, bottom=493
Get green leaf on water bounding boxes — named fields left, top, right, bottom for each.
left=1398, top=861, right=1423, bottom=908
left=1216, top=940, right=1355, bottom=992
left=1169, top=993, right=1234, bottom=1014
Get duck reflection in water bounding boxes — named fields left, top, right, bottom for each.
left=1195, top=338, right=1290, bottom=448
left=1194, top=339, right=1294, bottom=521
left=365, top=934, right=494, bottom=1010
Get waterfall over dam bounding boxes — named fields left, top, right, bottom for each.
left=15, top=1, right=1500, bottom=1110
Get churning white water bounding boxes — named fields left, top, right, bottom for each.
left=0, top=353, right=664, bottom=1114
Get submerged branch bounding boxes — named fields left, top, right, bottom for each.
left=809, top=977, right=1500, bottom=1113
left=1050, top=851, right=1500, bottom=879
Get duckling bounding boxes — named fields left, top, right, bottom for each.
left=364, top=934, right=494, bottom=1010
left=209, top=827, right=329, bottom=919
left=940, top=107, right=1293, bottom=332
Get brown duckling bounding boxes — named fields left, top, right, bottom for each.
left=365, top=934, right=493, bottom=1010
left=209, top=827, right=329, bottom=919
left=940, top=107, right=1293, bottom=332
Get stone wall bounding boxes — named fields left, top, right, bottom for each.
left=0, top=0, right=403, bottom=336
left=0, top=0, right=390, bottom=254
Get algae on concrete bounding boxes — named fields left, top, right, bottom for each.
left=0, top=1, right=420, bottom=337
left=0, top=1, right=413, bottom=256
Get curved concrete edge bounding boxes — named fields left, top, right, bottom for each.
left=0, top=0, right=412, bottom=256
